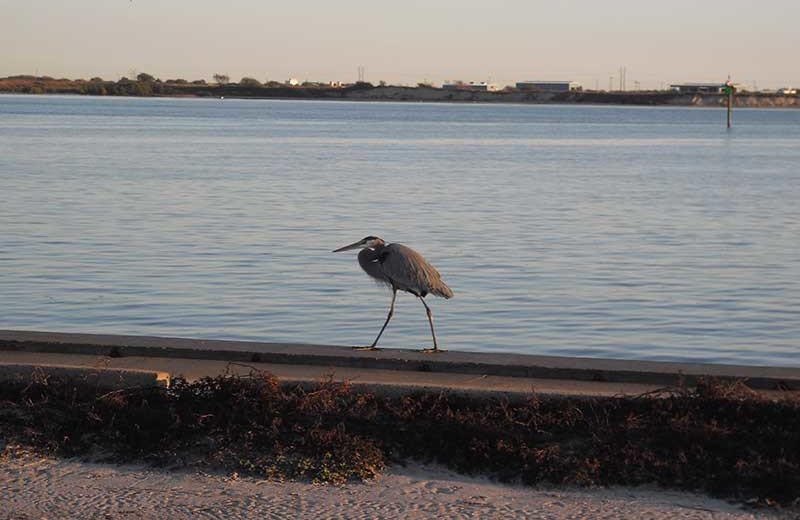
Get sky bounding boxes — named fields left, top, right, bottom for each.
left=1, top=0, right=798, bottom=90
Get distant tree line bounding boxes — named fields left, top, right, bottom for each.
left=0, top=72, right=379, bottom=97
left=0, top=73, right=208, bottom=96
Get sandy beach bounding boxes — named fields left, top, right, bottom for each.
left=0, top=450, right=790, bottom=520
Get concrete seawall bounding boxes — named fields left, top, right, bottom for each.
left=1, top=330, right=798, bottom=391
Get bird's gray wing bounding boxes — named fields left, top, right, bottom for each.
left=377, top=243, right=448, bottom=297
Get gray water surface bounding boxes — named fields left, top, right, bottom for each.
left=1, top=95, right=799, bottom=366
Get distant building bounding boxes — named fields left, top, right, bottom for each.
left=286, top=78, right=301, bottom=86
left=515, top=81, right=582, bottom=92
left=670, top=83, right=726, bottom=94
left=468, top=81, right=500, bottom=91
left=442, top=81, right=500, bottom=91
left=778, top=87, right=797, bottom=95
left=442, top=82, right=465, bottom=90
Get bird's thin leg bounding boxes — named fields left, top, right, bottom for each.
left=353, top=289, right=396, bottom=351
left=418, top=297, right=443, bottom=353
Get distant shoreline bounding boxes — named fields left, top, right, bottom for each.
left=2, top=76, right=799, bottom=108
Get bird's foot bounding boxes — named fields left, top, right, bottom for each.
left=352, top=345, right=380, bottom=351
left=418, top=347, right=445, bottom=354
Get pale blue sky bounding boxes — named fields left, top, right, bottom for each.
left=2, top=1, right=798, bottom=89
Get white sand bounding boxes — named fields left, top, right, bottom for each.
left=0, top=452, right=789, bottom=520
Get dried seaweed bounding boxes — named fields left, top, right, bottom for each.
left=0, top=371, right=798, bottom=505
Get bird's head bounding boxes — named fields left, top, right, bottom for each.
left=332, top=236, right=385, bottom=252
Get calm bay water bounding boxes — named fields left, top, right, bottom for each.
left=1, top=94, right=799, bottom=366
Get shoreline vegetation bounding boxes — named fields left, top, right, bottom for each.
left=2, top=75, right=799, bottom=107
left=1, top=371, right=798, bottom=508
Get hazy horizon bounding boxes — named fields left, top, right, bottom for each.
left=2, top=0, right=798, bottom=90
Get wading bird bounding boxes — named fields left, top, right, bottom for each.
left=333, top=236, right=453, bottom=352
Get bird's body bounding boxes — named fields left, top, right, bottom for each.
left=357, top=242, right=453, bottom=299
left=333, top=236, right=453, bottom=352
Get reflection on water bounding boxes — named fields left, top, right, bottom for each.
left=1, top=95, right=799, bottom=366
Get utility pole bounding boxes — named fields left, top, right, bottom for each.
left=618, top=66, right=628, bottom=91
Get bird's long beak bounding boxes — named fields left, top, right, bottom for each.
left=332, top=240, right=363, bottom=253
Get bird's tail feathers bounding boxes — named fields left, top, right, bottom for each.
left=432, top=282, right=454, bottom=299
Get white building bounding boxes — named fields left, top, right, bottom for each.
left=286, top=78, right=301, bottom=86
left=669, top=83, right=725, bottom=94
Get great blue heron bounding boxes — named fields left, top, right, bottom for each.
left=333, top=236, right=453, bottom=352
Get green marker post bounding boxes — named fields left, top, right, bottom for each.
left=725, top=85, right=734, bottom=129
